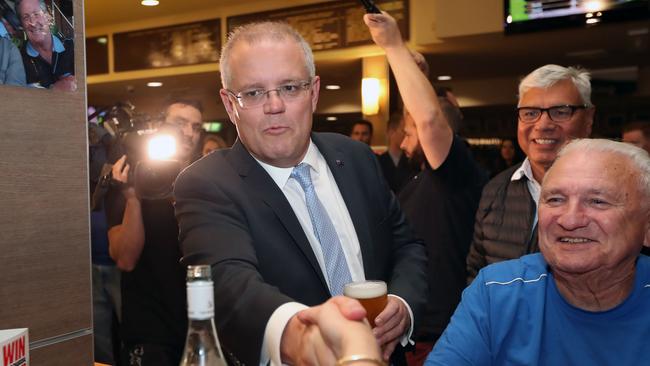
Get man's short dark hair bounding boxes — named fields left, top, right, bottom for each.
left=352, top=119, right=373, bottom=135
left=387, top=111, right=403, bottom=132
left=622, top=120, right=650, bottom=138
left=162, top=98, right=204, bottom=117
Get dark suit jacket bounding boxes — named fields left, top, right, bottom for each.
left=174, top=132, right=428, bottom=365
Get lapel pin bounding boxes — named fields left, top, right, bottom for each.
left=336, top=160, right=344, bottom=167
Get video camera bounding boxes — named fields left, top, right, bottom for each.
left=93, top=102, right=185, bottom=204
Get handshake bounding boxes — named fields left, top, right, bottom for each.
left=281, top=281, right=410, bottom=365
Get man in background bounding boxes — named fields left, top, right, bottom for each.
left=350, top=119, right=374, bottom=145
left=622, top=120, right=650, bottom=154
left=466, top=64, right=594, bottom=282
left=377, top=112, right=417, bottom=193
left=364, top=12, right=486, bottom=364
left=106, top=99, right=204, bottom=366
left=622, top=119, right=650, bottom=256
left=0, top=19, right=25, bottom=86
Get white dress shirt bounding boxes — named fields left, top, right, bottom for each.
left=254, top=140, right=413, bottom=365
left=511, top=157, right=541, bottom=229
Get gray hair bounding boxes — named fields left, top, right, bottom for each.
left=219, top=21, right=315, bottom=89
left=547, top=138, right=650, bottom=205
left=15, top=0, right=48, bottom=16
left=519, top=64, right=593, bottom=107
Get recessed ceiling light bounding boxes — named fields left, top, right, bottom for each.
left=97, top=37, right=108, bottom=45
left=141, top=0, right=159, bottom=6
left=586, top=18, right=601, bottom=25
left=326, top=116, right=338, bottom=121
left=437, top=75, right=452, bottom=81
left=147, top=81, right=163, bottom=87
left=325, top=85, right=341, bottom=90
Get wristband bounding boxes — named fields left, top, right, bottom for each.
left=336, top=354, right=386, bottom=366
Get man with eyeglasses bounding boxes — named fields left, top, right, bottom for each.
left=173, top=21, right=427, bottom=366
left=105, top=99, right=204, bottom=366
left=466, top=64, right=594, bottom=283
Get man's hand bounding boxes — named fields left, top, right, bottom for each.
left=51, top=75, right=77, bottom=91
left=280, top=313, right=337, bottom=365
left=373, top=296, right=410, bottom=361
left=363, top=11, right=403, bottom=49
left=112, top=155, right=137, bottom=200
left=298, top=296, right=376, bottom=359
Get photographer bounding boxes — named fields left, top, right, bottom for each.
left=105, top=99, right=203, bottom=366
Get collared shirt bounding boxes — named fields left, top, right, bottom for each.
left=20, top=34, right=74, bottom=88
left=256, top=140, right=366, bottom=284
left=510, top=157, right=541, bottom=228
left=0, top=23, right=8, bottom=38
left=255, top=140, right=413, bottom=365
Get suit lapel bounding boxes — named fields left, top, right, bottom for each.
left=312, top=134, right=375, bottom=278
left=226, top=140, right=329, bottom=289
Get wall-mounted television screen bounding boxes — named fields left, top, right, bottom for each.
left=504, top=0, right=650, bottom=34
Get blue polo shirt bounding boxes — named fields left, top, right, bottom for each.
left=426, top=253, right=650, bottom=365
left=20, top=34, right=74, bottom=88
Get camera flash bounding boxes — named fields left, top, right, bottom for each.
left=148, top=135, right=176, bottom=160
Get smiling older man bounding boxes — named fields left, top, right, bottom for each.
left=466, top=64, right=594, bottom=282
left=16, top=0, right=75, bottom=90
left=426, top=138, right=650, bottom=365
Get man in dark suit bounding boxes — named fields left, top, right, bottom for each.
left=173, top=21, right=427, bottom=366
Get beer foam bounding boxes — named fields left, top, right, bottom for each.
left=344, top=281, right=387, bottom=299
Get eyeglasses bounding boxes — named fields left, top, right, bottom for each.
left=21, top=11, right=47, bottom=24
left=227, top=80, right=312, bottom=109
left=517, top=105, right=588, bottom=123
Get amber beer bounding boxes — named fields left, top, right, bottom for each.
left=343, top=280, right=388, bottom=328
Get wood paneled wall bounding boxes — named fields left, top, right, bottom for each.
left=0, top=0, right=92, bottom=364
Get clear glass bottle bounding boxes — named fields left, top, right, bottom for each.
left=179, top=265, right=227, bottom=366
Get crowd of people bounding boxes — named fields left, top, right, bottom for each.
left=85, top=9, right=650, bottom=366
left=0, top=0, right=76, bottom=90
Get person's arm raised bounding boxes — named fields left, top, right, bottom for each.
left=364, top=12, right=453, bottom=169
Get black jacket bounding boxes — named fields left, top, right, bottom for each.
left=466, top=163, right=539, bottom=283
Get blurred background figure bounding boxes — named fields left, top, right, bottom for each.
left=88, top=106, right=122, bottom=366
left=0, top=20, right=26, bottom=86
left=622, top=120, right=650, bottom=154
left=16, top=0, right=75, bottom=90
left=491, top=138, right=523, bottom=177
left=201, top=133, right=228, bottom=157
left=350, top=119, right=373, bottom=145
left=378, top=111, right=417, bottom=193
left=621, top=119, right=650, bottom=256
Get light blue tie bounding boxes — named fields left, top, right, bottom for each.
left=291, top=163, right=352, bottom=295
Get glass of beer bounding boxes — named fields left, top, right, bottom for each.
left=343, top=280, right=387, bottom=328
